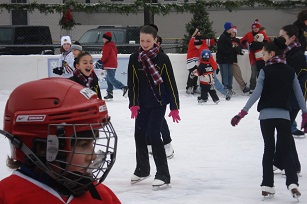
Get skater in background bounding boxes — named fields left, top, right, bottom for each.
left=291, top=9, right=307, bottom=136
left=231, top=37, right=306, bottom=199
left=99, top=31, right=128, bottom=100
left=186, top=28, right=216, bottom=95
left=53, top=36, right=75, bottom=78
left=192, top=49, right=219, bottom=104
left=71, top=41, right=83, bottom=68
left=71, top=41, right=83, bottom=59
left=216, top=22, right=237, bottom=100
left=273, top=24, right=307, bottom=174
left=241, top=19, right=270, bottom=94
left=230, top=27, right=250, bottom=94
left=70, top=52, right=102, bottom=99
left=0, top=78, right=120, bottom=203
left=293, top=9, right=307, bottom=51
left=249, top=32, right=266, bottom=73
left=127, top=25, right=180, bottom=188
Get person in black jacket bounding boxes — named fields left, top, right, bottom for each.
left=146, top=28, right=175, bottom=159
left=282, top=24, right=307, bottom=137
left=273, top=24, right=307, bottom=175
left=231, top=37, right=306, bottom=199
left=69, top=52, right=102, bottom=99
left=216, top=22, right=238, bottom=100
left=293, top=9, right=307, bottom=52
left=127, top=25, right=180, bottom=188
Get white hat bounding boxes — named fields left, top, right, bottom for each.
left=61, top=36, right=72, bottom=46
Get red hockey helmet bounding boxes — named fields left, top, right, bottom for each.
left=1, top=78, right=117, bottom=197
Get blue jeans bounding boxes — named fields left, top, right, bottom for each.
left=219, top=63, right=233, bottom=90
left=291, top=121, right=298, bottom=133
left=106, top=69, right=125, bottom=93
left=214, top=70, right=226, bottom=95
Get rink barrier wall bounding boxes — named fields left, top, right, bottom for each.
left=0, top=53, right=251, bottom=92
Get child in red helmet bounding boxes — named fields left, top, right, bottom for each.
left=0, top=78, right=120, bottom=203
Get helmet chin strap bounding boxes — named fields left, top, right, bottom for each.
left=0, top=129, right=102, bottom=200
left=88, top=183, right=102, bottom=200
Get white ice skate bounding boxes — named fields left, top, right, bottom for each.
left=261, top=186, right=275, bottom=200
left=152, top=179, right=170, bottom=191
left=131, top=174, right=150, bottom=185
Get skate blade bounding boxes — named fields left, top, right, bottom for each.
left=293, top=135, right=306, bottom=139
left=131, top=175, right=150, bottom=185
left=293, top=195, right=300, bottom=202
left=292, top=191, right=301, bottom=201
left=262, top=193, right=274, bottom=200
left=152, top=183, right=171, bottom=191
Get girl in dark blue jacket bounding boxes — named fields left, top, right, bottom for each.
left=127, top=25, right=180, bottom=189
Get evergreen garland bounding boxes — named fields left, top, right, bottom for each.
left=0, top=0, right=306, bottom=14
left=1, top=0, right=306, bottom=42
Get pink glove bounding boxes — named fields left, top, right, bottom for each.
left=231, top=109, right=248, bottom=127
left=301, top=112, right=307, bottom=133
left=130, top=106, right=140, bottom=119
left=168, top=109, right=181, bottom=123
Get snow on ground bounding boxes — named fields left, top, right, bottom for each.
left=0, top=89, right=306, bottom=204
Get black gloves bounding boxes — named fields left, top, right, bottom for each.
left=53, top=67, right=64, bottom=75
left=94, top=60, right=104, bottom=69
left=216, top=68, right=220, bottom=75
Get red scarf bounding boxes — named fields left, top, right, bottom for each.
left=74, top=69, right=93, bottom=87
left=138, top=45, right=162, bottom=102
left=284, top=41, right=301, bottom=54
left=138, top=45, right=163, bottom=85
left=265, top=55, right=287, bottom=66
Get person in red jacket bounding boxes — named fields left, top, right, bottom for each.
left=240, top=19, right=270, bottom=94
left=99, top=32, right=128, bottom=100
left=186, top=28, right=216, bottom=94
left=0, top=78, right=120, bottom=203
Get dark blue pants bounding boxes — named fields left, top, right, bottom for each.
left=134, top=105, right=170, bottom=183
left=146, top=118, right=172, bottom=145
left=260, top=119, right=298, bottom=187
left=200, top=84, right=219, bottom=102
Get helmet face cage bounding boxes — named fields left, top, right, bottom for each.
left=46, top=122, right=117, bottom=196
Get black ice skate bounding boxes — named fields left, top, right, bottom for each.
left=104, top=92, right=113, bottom=100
